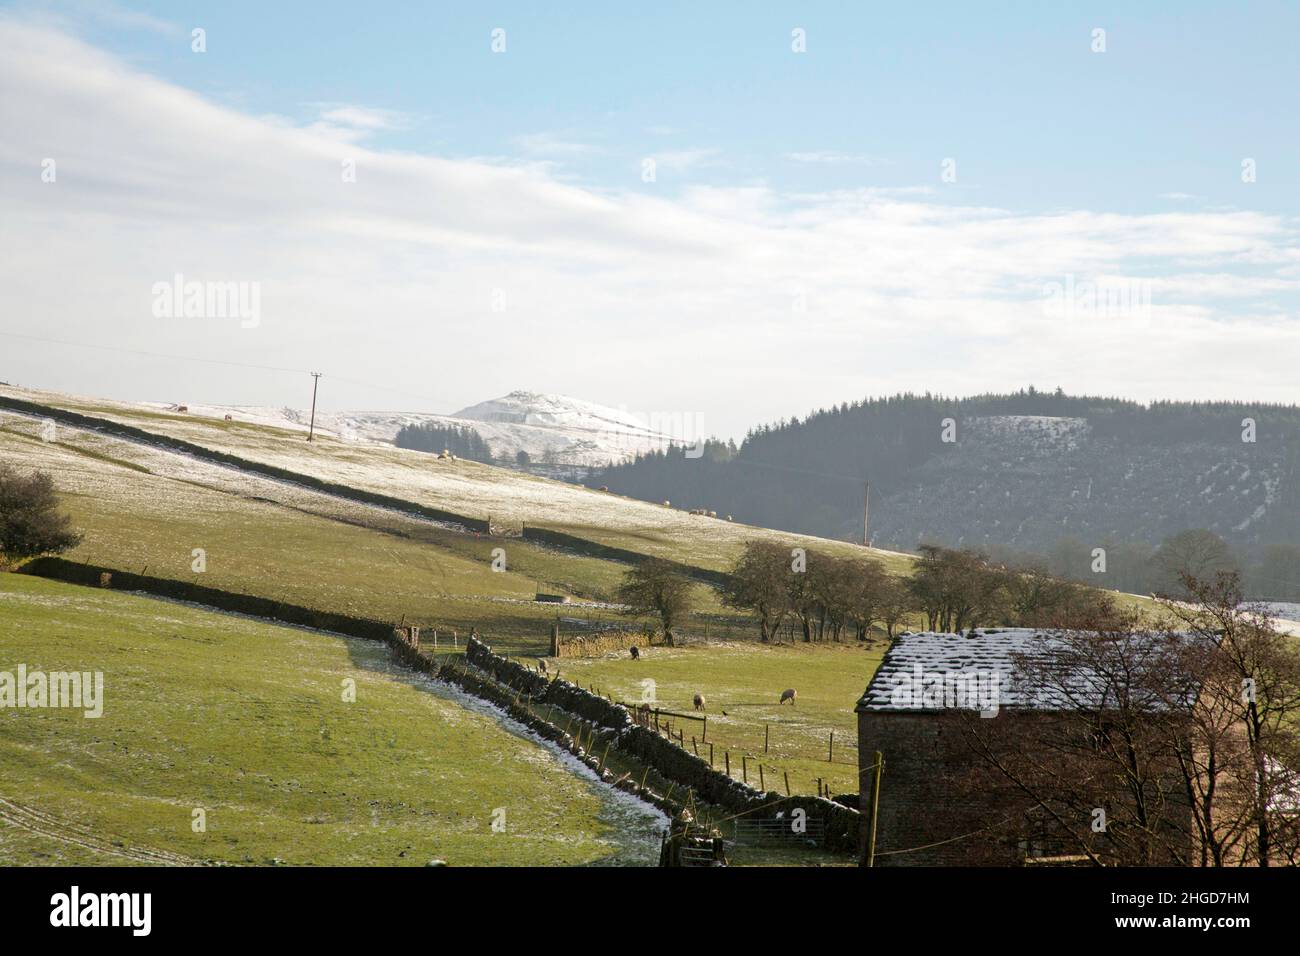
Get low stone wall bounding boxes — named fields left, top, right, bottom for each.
left=556, top=630, right=655, bottom=659
left=22, top=557, right=397, bottom=643
left=0, top=394, right=489, bottom=532
left=464, top=635, right=862, bottom=853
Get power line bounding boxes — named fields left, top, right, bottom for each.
left=0, top=330, right=313, bottom=375
left=0, top=330, right=453, bottom=410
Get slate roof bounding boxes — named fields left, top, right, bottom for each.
left=856, top=627, right=1201, bottom=714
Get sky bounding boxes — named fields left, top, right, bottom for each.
left=1, top=0, right=1298, bottom=441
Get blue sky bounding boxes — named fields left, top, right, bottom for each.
left=60, top=0, right=1300, bottom=213
left=1, top=1, right=1298, bottom=439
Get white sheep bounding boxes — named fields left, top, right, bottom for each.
left=693, top=693, right=706, bottom=711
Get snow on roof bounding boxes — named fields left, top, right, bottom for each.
left=856, top=628, right=1199, bottom=714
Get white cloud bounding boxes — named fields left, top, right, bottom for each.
left=513, top=132, right=601, bottom=156
left=0, top=17, right=1296, bottom=438
left=785, top=151, right=891, bottom=166
left=647, top=148, right=723, bottom=172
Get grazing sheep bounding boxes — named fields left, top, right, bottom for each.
left=629, top=645, right=640, bottom=660
left=708, top=511, right=717, bottom=518
left=537, top=658, right=548, bottom=674
left=693, top=693, right=706, bottom=711
left=662, top=500, right=671, bottom=507
left=223, top=414, right=233, bottom=421
left=599, top=485, right=609, bottom=492
left=725, top=515, right=733, bottom=521
left=176, top=405, right=189, bottom=413
left=779, top=688, right=797, bottom=706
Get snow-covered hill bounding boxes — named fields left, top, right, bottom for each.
left=141, top=390, right=678, bottom=470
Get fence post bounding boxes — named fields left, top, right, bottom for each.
left=863, top=751, right=883, bottom=868
left=702, top=716, right=707, bottom=743
left=829, top=730, right=834, bottom=763
left=709, top=742, right=714, bottom=768
left=765, top=723, right=769, bottom=753
left=692, top=736, right=699, bottom=757
left=759, top=764, right=765, bottom=791
left=724, top=751, right=730, bottom=777
left=742, top=754, right=748, bottom=784
left=784, top=771, right=791, bottom=796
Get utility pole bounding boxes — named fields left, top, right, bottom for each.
left=307, top=372, right=321, bottom=442
left=863, top=480, right=870, bottom=546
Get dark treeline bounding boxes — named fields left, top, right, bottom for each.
left=589, top=389, right=1300, bottom=598
left=394, top=422, right=494, bottom=463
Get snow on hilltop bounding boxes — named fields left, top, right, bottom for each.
left=151, top=390, right=679, bottom=470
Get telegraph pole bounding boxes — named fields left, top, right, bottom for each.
left=307, top=372, right=321, bottom=442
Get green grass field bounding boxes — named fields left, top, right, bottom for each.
left=0, top=573, right=665, bottom=866
left=0, top=385, right=1176, bottom=868
left=0, top=384, right=914, bottom=574
left=550, top=640, right=884, bottom=797
left=0, top=417, right=758, bottom=656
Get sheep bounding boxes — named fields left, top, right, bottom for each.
left=662, top=500, right=671, bottom=507
left=693, top=693, right=706, bottom=711
left=725, top=515, right=733, bottom=521
left=176, top=405, right=189, bottom=413
left=779, top=688, right=797, bottom=706
left=629, top=645, right=640, bottom=660
left=537, top=658, right=548, bottom=674
left=599, top=485, right=609, bottom=492
left=223, top=414, right=233, bottom=421
left=708, top=511, right=717, bottom=518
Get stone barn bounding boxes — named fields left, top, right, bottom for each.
left=856, top=628, right=1212, bottom=866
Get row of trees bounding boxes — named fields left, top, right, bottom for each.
left=713, top=540, right=1116, bottom=644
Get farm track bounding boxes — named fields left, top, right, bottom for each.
left=0, top=795, right=203, bottom=866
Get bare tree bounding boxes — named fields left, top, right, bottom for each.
left=1152, top=529, right=1237, bottom=599
left=1162, top=571, right=1300, bottom=866
left=908, top=544, right=1008, bottom=632
left=721, top=540, right=792, bottom=643
left=617, top=559, right=696, bottom=647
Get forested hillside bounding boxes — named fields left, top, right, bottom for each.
left=589, top=389, right=1300, bottom=598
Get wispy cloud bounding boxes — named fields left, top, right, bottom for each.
left=15, top=0, right=180, bottom=35
left=785, top=151, right=891, bottom=166
left=648, top=147, right=723, bottom=172
left=512, top=132, right=601, bottom=157
left=300, top=103, right=419, bottom=142
left=1, top=17, right=1296, bottom=432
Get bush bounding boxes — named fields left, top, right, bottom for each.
left=0, top=465, right=82, bottom=563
